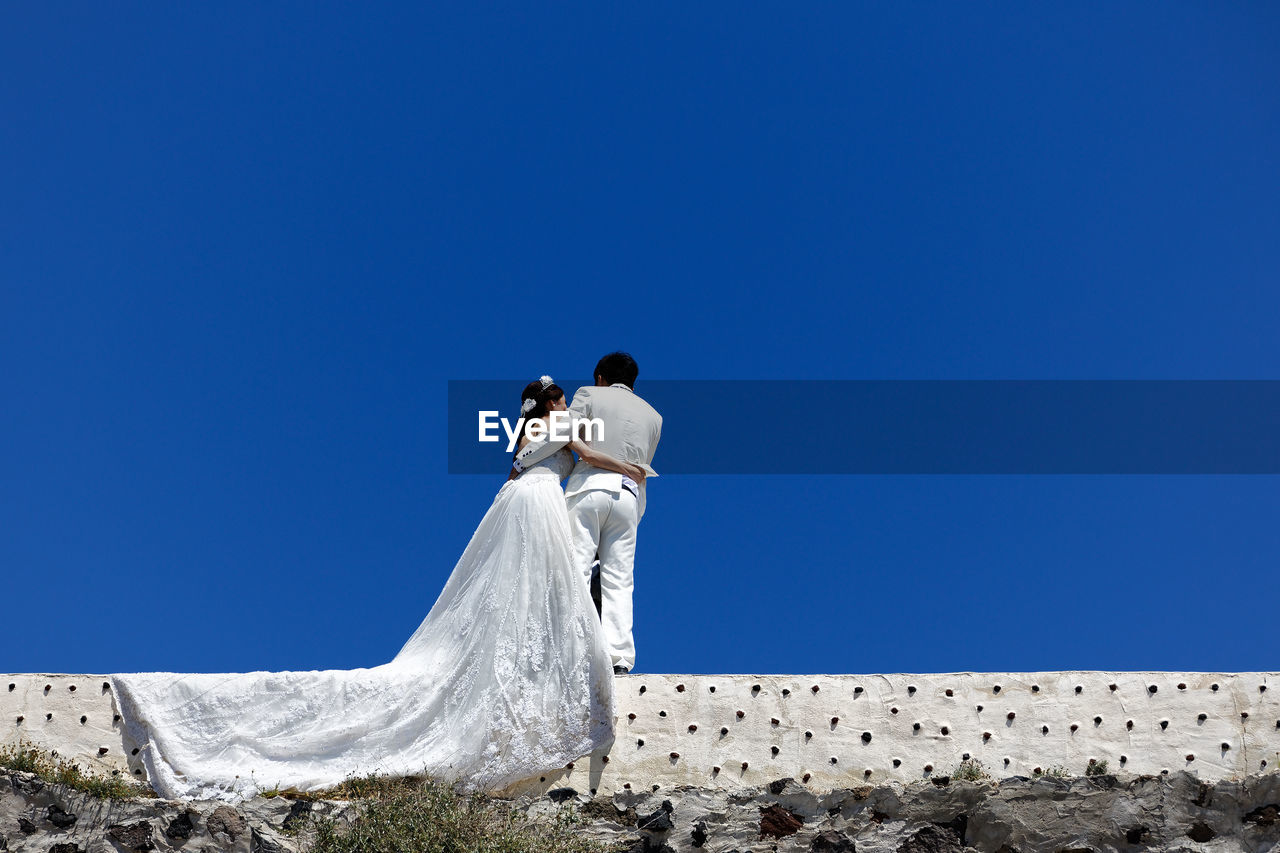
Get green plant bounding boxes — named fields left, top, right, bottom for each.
left=1085, top=759, right=1109, bottom=776
left=552, top=800, right=585, bottom=829
left=251, top=770, right=289, bottom=800
left=301, top=772, right=625, bottom=853
left=951, top=758, right=992, bottom=782
left=0, top=741, right=45, bottom=775
left=278, top=772, right=428, bottom=803
left=0, top=740, right=153, bottom=800
left=1033, top=764, right=1069, bottom=778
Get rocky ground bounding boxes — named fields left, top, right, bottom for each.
left=3, top=767, right=1279, bottom=853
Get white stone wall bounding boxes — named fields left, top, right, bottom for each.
left=513, top=672, right=1280, bottom=798
left=1, top=675, right=146, bottom=781
left=4, top=672, right=1278, bottom=799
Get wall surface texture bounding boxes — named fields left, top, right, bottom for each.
left=3, top=672, right=1277, bottom=799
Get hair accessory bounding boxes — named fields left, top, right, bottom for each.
left=539, top=374, right=554, bottom=389
left=521, top=397, right=537, bottom=414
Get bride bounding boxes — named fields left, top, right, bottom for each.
left=110, top=376, right=646, bottom=802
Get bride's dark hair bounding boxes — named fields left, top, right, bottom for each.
left=512, top=379, right=566, bottom=460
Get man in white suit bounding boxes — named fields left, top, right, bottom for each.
left=565, top=352, right=662, bottom=674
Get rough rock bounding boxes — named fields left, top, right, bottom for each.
left=107, top=820, right=154, bottom=851
left=165, top=810, right=196, bottom=841
left=206, top=804, right=247, bottom=842
left=46, top=805, right=77, bottom=829
left=3, top=767, right=1280, bottom=852
left=897, top=823, right=963, bottom=853
left=638, top=798, right=675, bottom=832
left=810, top=829, right=857, bottom=851
left=760, top=803, right=805, bottom=839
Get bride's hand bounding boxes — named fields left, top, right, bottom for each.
left=570, top=439, right=645, bottom=483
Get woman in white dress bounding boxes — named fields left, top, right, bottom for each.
left=110, top=376, right=645, bottom=802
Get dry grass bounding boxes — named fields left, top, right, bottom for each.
left=0, top=740, right=154, bottom=800
left=1085, top=758, right=1110, bottom=776
left=1, top=742, right=622, bottom=852
left=1033, top=764, right=1070, bottom=778
left=951, top=757, right=993, bottom=782
left=299, top=772, right=627, bottom=853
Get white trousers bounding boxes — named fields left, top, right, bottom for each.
left=566, top=489, right=639, bottom=671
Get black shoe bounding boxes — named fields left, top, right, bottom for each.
left=613, top=665, right=630, bottom=675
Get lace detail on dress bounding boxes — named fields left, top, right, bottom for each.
left=109, top=442, right=616, bottom=801
left=516, top=445, right=574, bottom=481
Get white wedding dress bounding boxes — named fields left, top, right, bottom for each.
left=110, top=443, right=616, bottom=802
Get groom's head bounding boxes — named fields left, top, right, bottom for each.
left=594, top=352, right=638, bottom=388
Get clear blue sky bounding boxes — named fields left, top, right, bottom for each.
left=3, top=4, right=1277, bottom=676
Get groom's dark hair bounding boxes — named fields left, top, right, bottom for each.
left=594, top=352, right=639, bottom=388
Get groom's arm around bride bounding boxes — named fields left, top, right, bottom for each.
left=564, top=352, right=662, bottom=675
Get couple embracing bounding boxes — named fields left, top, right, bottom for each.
left=110, top=352, right=662, bottom=801
left=507, top=351, right=663, bottom=676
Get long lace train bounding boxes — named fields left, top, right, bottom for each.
left=110, top=457, right=616, bottom=802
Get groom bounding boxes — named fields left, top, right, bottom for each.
left=565, top=352, right=662, bottom=675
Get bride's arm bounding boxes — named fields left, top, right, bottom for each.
left=569, top=439, right=646, bottom=484
left=509, top=419, right=574, bottom=476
